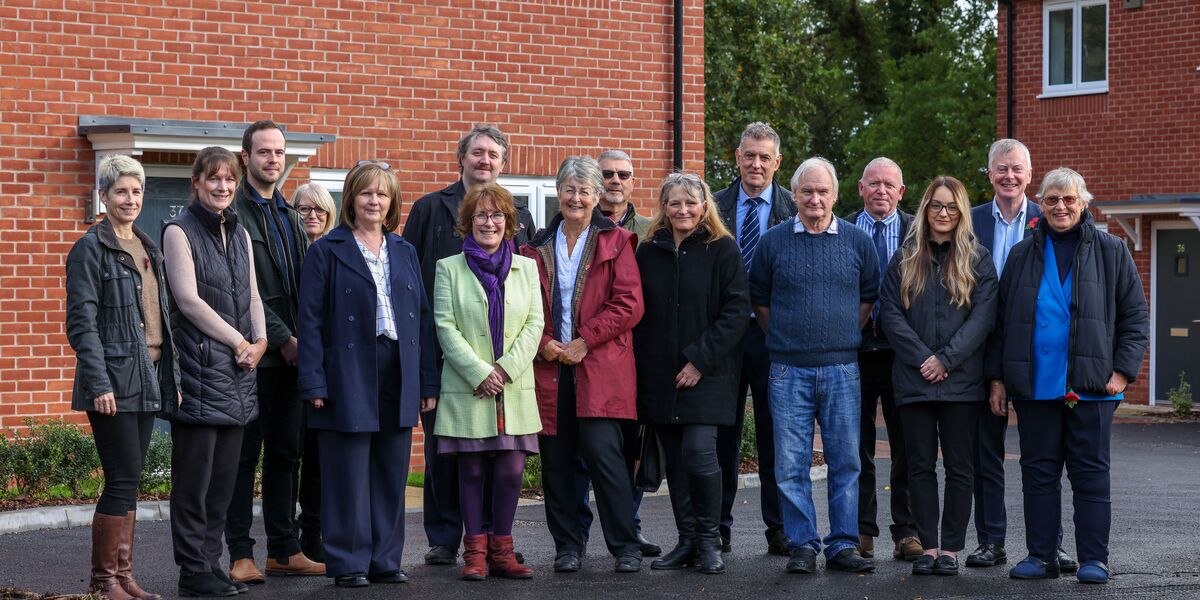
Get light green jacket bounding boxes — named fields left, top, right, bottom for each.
left=433, top=253, right=544, bottom=438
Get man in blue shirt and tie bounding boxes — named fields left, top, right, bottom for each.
left=714, top=122, right=796, bottom=556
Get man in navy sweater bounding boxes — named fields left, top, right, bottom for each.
left=749, top=157, right=880, bottom=575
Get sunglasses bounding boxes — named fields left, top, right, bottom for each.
left=356, top=159, right=392, bottom=171
left=602, top=170, right=633, bottom=181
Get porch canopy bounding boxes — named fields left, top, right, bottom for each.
left=1099, top=194, right=1200, bottom=251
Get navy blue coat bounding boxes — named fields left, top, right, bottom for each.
left=297, top=225, right=440, bottom=432
left=970, top=198, right=1041, bottom=257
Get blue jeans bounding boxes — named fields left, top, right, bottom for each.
left=768, top=362, right=862, bottom=559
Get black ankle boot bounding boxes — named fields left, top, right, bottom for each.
left=651, top=536, right=697, bottom=570
left=691, top=470, right=725, bottom=574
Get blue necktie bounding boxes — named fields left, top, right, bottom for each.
left=739, top=198, right=763, bottom=272
left=872, top=220, right=888, bottom=319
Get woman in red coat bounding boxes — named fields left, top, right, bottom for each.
left=520, top=156, right=644, bottom=574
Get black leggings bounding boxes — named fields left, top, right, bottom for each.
left=88, top=411, right=155, bottom=516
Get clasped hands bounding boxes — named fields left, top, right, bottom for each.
left=920, top=355, right=948, bottom=384
left=539, top=338, right=588, bottom=365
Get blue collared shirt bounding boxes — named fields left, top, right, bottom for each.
left=555, top=223, right=591, bottom=344
left=793, top=214, right=839, bottom=235
left=735, top=183, right=774, bottom=248
left=853, top=209, right=901, bottom=264
left=991, top=199, right=1028, bottom=276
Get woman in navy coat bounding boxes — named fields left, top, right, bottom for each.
left=297, top=161, right=439, bottom=588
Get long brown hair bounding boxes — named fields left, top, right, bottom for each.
left=897, top=176, right=978, bottom=309
left=646, top=172, right=732, bottom=243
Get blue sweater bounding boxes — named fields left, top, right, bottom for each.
left=749, top=217, right=880, bottom=367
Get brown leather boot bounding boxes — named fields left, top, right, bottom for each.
left=266, top=552, right=326, bottom=576
left=488, top=534, right=533, bottom=579
left=229, top=557, right=266, bottom=585
left=115, top=512, right=160, bottom=600
left=461, top=534, right=488, bottom=581
left=90, top=512, right=135, bottom=600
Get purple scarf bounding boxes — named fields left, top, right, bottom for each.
left=463, top=235, right=513, bottom=360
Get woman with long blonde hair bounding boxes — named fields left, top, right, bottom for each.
left=878, top=176, right=998, bottom=577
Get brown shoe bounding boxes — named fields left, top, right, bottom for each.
left=90, top=512, right=135, bottom=600
left=266, top=552, right=326, bottom=576
left=488, top=534, right=533, bottom=579
left=115, top=512, right=160, bottom=600
left=894, top=536, right=924, bottom=561
left=858, top=535, right=875, bottom=558
left=462, top=534, right=488, bottom=581
left=229, top=557, right=266, bottom=584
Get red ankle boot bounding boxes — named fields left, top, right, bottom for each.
left=488, top=534, right=533, bottom=579
left=462, top=534, right=488, bottom=581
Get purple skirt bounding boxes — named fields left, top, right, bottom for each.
left=436, top=433, right=539, bottom=455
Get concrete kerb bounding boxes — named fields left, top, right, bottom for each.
left=0, top=466, right=828, bottom=536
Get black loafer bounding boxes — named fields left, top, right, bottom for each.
left=179, top=570, right=239, bottom=597
left=614, top=554, right=642, bottom=573
left=933, top=555, right=959, bottom=576
left=637, top=533, right=662, bottom=557
left=827, top=548, right=875, bottom=573
left=334, top=573, right=370, bottom=588
left=368, top=570, right=408, bottom=583
left=786, top=547, right=817, bottom=574
left=966, top=543, right=1007, bottom=567
left=767, top=530, right=792, bottom=556
left=211, top=569, right=249, bottom=594
left=912, top=554, right=935, bottom=576
left=1056, top=547, right=1078, bottom=573
left=553, top=551, right=581, bottom=573
left=424, top=545, right=457, bottom=565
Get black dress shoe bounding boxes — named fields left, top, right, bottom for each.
left=965, top=543, right=1007, bottom=567
left=334, top=573, right=370, bottom=588
left=933, top=555, right=959, bottom=576
left=614, top=554, right=642, bottom=573
left=912, top=554, right=935, bottom=575
left=1056, top=547, right=1078, bottom=573
left=211, top=569, right=249, bottom=594
left=515, top=551, right=525, bottom=564
left=179, top=570, right=239, bottom=597
left=424, top=545, right=457, bottom=565
left=827, top=548, right=875, bottom=573
left=786, top=547, right=817, bottom=574
left=766, top=530, right=792, bottom=556
left=637, top=532, right=662, bottom=557
left=367, top=570, right=408, bottom=583
left=553, top=551, right=581, bottom=573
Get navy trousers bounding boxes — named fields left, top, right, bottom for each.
left=858, top=350, right=917, bottom=542
left=972, top=405, right=1009, bottom=545
left=1012, top=400, right=1117, bottom=565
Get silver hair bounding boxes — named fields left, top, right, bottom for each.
left=988, top=138, right=1032, bottom=171
left=1037, top=167, right=1093, bottom=207
left=738, top=122, right=781, bottom=157
left=598, top=150, right=633, bottom=164
left=790, top=157, right=839, bottom=198
left=291, top=182, right=339, bottom=233
left=97, top=155, right=145, bottom=194
left=555, top=156, right=605, bottom=198
left=860, top=156, right=903, bottom=186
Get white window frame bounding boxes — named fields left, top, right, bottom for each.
left=1040, top=0, right=1108, bottom=98
left=498, top=175, right=558, bottom=230
left=309, top=168, right=348, bottom=198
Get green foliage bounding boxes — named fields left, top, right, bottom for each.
left=139, top=429, right=173, bottom=494
left=407, top=471, right=424, bottom=488
left=740, top=407, right=758, bottom=462
left=1168, top=372, right=1194, bottom=417
left=7, top=418, right=101, bottom=497
left=0, top=433, right=13, bottom=494
left=523, top=454, right=542, bottom=491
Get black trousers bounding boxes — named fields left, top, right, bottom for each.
left=89, top=411, right=155, bottom=516
left=1013, top=400, right=1118, bottom=564
left=226, top=366, right=304, bottom=561
left=296, top=426, right=321, bottom=540
left=858, top=350, right=917, bottom=542
left=170, top=422, right=244, bottom=573
left=717, top=321, right=783, bottom=540
left=972, top=405, right=1009, bottom=545
left=659, top=424, right=719, bottom=536
left=539, top=365, right=639, bottom=558
left=899, top=401, right=980, bottom=552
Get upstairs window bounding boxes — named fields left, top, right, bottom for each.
left=1042, top=0, right=1108, bottom=97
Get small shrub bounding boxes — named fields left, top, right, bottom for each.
left=36, top=419, right=101, bottom=497
left=1168, top=371, right=1194, bottom=417
left=139, top=429, right=173, bottom=494
left=0, top=433, right=13, bottom=495
left=522, top=454, right=542, bottom=491
left=740, top=407, right=758, bottom=462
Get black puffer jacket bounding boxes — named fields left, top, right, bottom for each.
left=879, top=239, right=997, bottom=405
left=633, top=228, right=750, bottom=426
left=985, top=211, right=1149, bottom=398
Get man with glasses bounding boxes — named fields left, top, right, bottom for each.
left=228, top=120, right=325, bottom=585
left=598, top=150, right=652, bottom=243
left=403, top=124, right=536, bottom=566
left=714, top=122, right=796, bottom=556
left=846, top=158, right=922, bottom=563
left=967, top=139, right=1076, bottom=573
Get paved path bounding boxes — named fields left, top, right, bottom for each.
left=1, top=420, right=1198, bottom=599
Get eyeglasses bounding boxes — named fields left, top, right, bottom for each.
left=602, top=170, right=633, bottom=181
left=472, top=212, right=506, bottom=224
left=927, top=202, right=960, bottom=216
left=1041, top=194, right=1079, bottom=207
left=296, top=205, right=328, bottom=217
left=356, top=160, right=392, bottom=171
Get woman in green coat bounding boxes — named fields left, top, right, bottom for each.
left=433, top=182, right=544, bottom=581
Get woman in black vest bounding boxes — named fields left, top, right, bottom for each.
left=163, top=146, right=267, bottom=597
left=633, top=173, right=749, bottom=574
left=66, top=155, right=181, bottom=600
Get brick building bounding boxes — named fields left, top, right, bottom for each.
left=996, top=0, right=1200, bottom=405
left=0, top=1, right=706, bottom=468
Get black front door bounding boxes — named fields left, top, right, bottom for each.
left=137, top=177, right=193, bottom=247
left=1154, top=227, right=1200, bottom=405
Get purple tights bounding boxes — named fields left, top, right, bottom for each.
left=458, top=451, right=528, bottom=536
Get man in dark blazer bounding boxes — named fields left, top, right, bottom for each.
left=714, top=122, right=797, bottom=555
left=966, top=139, right=1074, bottom=573
left=402, top=124, right=537, bottom=565
left=846, top=157, right=920, bottom=563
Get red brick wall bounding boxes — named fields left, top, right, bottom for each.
left=0, top=1, right=706, bottom=468
left=999, top=0, right=1200, bottom=404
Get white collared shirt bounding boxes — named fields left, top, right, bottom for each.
left=555, top=224, right=591, bottom=344
left=355, top=237, right=398, bottom=340
left=793, top=215, right=839, bottom=235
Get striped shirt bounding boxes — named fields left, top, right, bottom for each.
left=355, top=237, right=398, bottom=340
left=853, top=209, right=902, bottom=264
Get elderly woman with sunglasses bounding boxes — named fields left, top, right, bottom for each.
left=297, top=161, right=439, bottom=588
left=987, top=168, right=1148, bottom=584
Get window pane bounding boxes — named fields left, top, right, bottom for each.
left=1048, top=8, right=1073, bottom=86
left=1081, top=4, right=1106, bottom=82
left=544, top=195, right=559, bottom=225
